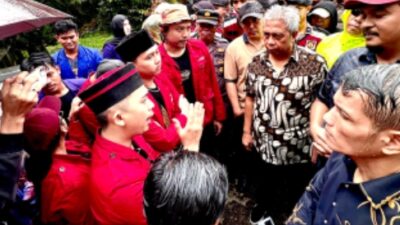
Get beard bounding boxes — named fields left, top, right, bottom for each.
left=366, top=45, right=385, bottom=54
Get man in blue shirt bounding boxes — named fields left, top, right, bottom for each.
left=52, top=20, right=102, bottom=79
left=287, top=64, right=400, bottom=225
left=309, top=0, right=400, bottom=159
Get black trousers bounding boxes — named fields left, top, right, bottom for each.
left=249, top=150, right=317, bottom=224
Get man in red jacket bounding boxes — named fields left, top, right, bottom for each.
left=159, top=3, right=226, bottom=157
left=78, top=63, right=204, bottom=225
left=116, top=30, right=187, bottom=152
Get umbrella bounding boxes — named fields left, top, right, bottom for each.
left=0, top=0, right=72, bottom=40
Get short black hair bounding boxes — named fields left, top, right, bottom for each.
left=20, top=51, right=55, bottom=72
left=144, top=151, right=229, bottom=225
left=54, top=19, right=78, bottom=35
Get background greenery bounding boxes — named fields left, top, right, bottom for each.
left=1, top=0, right=178, bottom=67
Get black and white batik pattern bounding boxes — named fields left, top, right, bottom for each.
left=246, top=47, right=327, bottom=165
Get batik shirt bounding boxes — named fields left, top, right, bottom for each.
left=246, top=46, right=327, bottom=165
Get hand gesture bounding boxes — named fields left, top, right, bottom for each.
left=174, top=102, right=204, bottom=152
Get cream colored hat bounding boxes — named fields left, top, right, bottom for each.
left=161, top=4, right=191, bottom=25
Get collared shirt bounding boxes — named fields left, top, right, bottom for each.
left=287, top=153, right=400, bottom=225
left=317, top=47, right=378, bottom=108
left=52, top=45, right=102, bottom=79
left=224, top=34, right=264, bottom=109
left=245, top=46, right=327, bottom=165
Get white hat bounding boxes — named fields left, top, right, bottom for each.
left=309, top=8, right=330, bottom=18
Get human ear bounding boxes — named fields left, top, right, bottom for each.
left=382, top=130, right=400, bottom=156
left=111, top=110, right=126, bottom=127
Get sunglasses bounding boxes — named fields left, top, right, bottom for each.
left=351, top=8, right=362, bottom=17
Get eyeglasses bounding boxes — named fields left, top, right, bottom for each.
left=351, top=8, right=362, bottom=17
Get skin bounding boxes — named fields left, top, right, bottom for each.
left=42, top=65, right=69, bottom=97
left=359, top=3, right=400, bottom=59
left=196, top=23, right=217, bottom=45
left=346, top=13, right=363, bottom=35
left=310, top=15, right=331, bottom=30
left=133, top=45, right=162, bottom=81
left=56, top=30, right=79, bottom=55
left=232, top=0, right=247, bottom=13
left=123, top=19, right=132, bottom=36
left=323, top=87, right=400, bottom=183
left=241, top=17, right=263, bottom=41
left=163, top=21, right=191, bottom=56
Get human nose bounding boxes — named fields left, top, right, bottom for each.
left=322, top=108, right=335, bottom=127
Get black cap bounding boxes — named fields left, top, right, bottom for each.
left=116, top=30, right=155, bottom=62
left=196, top=9, right=220, bottom=25
left=239, top=1, right=264, bottom=23
left=79, top=64, right=143, bottom=115
left=211, top=0, right=230, bottom=6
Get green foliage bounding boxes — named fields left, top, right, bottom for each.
left=46, top=32, right=112, bottom=54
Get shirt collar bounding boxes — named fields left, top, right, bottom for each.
left=263, top=45, right=300, bottom=64
left=359, top=48, right=400, bottom=64
left=243, top=34, right=250, bottom=44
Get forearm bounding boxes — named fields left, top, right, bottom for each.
left=226, top=82, right=241, bottom=113
left=310, top=99, right=328, bottom=138
left=243, top=96, right=254, bottom=134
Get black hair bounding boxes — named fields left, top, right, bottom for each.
left=144, top=151, right=229, bottom=225
left=54, top=19, right=78, bottom=35
left=20, top=51, right=55, bottom=72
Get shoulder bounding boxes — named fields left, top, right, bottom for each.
left=79, top=45, right=101, bottom=55
left=331, top=47, right=369, bottom=72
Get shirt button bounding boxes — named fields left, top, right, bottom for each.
left=59, top=166, right=66, bottom=173
left=332, top=202, right=336, bottom=207
left=344, top=184, right=349, bottom=188
left=324, top=219, right=328, bottom=224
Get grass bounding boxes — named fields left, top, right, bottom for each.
left=46, top=32, right=112, bottom=54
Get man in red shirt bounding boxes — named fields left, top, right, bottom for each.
left=78, top=63, right=204, bottom=225
left=116, top=30, right=187, bottom=152
left=159, top=3, right=226, bottom=157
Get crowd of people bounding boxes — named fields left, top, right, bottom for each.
left=1, top=0, right=400, bottom=224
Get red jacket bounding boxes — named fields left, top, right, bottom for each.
left=41, top=141, right=92, bottom=225
left=143, top=75, right=186, bottom=152
left=90, top=132, right=159, bottom=225
left=159, top=39, right=226, bottom=125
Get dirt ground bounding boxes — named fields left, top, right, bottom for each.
left=221, top=185, right=254, bottom=225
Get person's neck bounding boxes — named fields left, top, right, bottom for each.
left=101, top=126, right=133, bottom=148
left=353, top=155, right=400, bottom=183
left=269, top=49, right=292, bottom=72
left=164, top=42, right=186, bottom=58
left=47, top=83, right=69, bottom=98
left=65, top=47, right=78, bottom=59
left=54, top=136, right=67, bottom=155
left=142, top=77, right=156, bottom=89
left=376, top=47, right=400, bottom=64
left=247, top=36, right=263, bottom=47
left=202, top=37, right=215, bottom=46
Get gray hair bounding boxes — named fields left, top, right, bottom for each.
left=264, top=5, right=300, bottom=33
left=341, top=64, right=400, bottom=131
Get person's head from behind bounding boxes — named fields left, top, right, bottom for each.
left=54, top=19, right=79, bottom=52
left=263, top=5, right=299, bottom=56
left=78, top=64, right=154, bottom=136
left=111, top=14, right=132, bottom=38
left=116, top=30, right=161, bottom=79
left=142, top=14, right=163, bottom=44
left=323, top=64, right=400, bottom=160
left=239, top=1, right=265, bottom=40
left=344, top=0, right=400, bottom=54
left=144, top=151, right=229, bottom=225
left=160, top=3, right=192, bottom=50
left=21, top=52, right=64, bottom=96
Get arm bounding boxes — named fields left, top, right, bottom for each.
left=0, top=71, right=41, bottom=209
left=310, top=99, right=332, bottom=158
left=242, top=96, right=254, bottom=150
left=224, top=44, right=243, bottom=117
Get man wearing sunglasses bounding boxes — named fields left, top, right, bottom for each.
left=310, top=0, right=400, bottom=161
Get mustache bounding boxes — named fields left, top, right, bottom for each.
left=363, top=29, right=379, bottom=37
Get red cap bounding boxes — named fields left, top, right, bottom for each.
left=24, top=96, right=61, bottom=152
left=344, top=0, right=399, bottom=8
